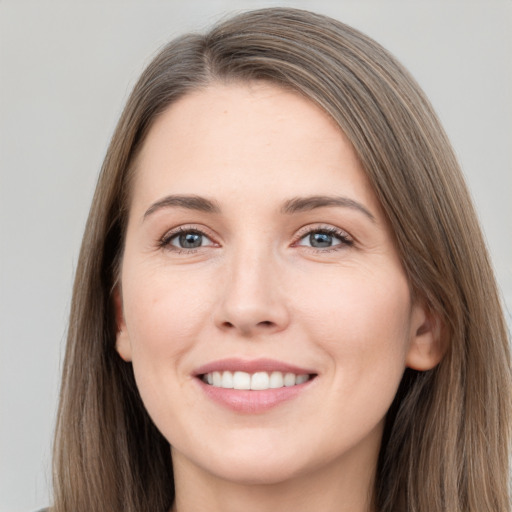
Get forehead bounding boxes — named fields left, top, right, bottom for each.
left=131, top=81, right=379, bottom=216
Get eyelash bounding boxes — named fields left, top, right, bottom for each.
left=159, top=226, right=214, bottom=254
left=293, top=226, right=354, bottom=252
left=158, top=225, right=354, bottom=254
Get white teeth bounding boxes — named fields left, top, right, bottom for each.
left=233, top=371, right=251, bottom=390
left=221, top=371, right=234, bottom=388
left=269, top=371, right=284, bottom=388
left=251, top=372, right=269, bottom=390
left=212, top=371, right=222, bottom=387
left=296, top=374, right=309, bottom=385
left=284, top=372, right=296, bottom=387
left=202, top=370, right=311, bottom=390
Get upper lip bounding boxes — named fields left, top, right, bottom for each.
left=194, top=358, right=316, bottom=376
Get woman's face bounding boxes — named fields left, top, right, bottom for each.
left=116, top=82, right=440, bottom=486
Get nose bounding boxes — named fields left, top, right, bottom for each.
left=214, top=248, right=290, bottom=337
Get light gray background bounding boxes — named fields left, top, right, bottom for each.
left=1, top=1, right=510, bottom=511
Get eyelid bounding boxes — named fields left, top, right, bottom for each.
left=292, top=224, right=354, bottom=249
left=157, top=223, right=353, bottom=253
left=159, top=224, right=220, bottom=250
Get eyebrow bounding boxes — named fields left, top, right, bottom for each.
left=144, top=195, right=221, bottom=219
left=281, top=195, right=376, bottom=222
left=143, top=193, right=375, bottom=222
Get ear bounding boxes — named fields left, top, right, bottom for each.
left=113, top=286, right=132, bottom=362
left=405, top=301, right=446, bottom=371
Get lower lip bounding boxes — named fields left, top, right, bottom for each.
left=197, top=377, right=315, bottom=413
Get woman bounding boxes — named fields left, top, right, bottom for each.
left=51, top=7, right=511, bottom=512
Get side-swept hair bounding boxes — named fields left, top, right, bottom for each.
left=52, top=8, right=511, bottom=512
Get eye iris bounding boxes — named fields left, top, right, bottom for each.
left=179, top=232, right=202, bottom=248
left=310, top=232, right=332, bottom=248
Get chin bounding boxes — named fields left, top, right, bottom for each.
left=204, top=456, right=307, bottom=486
left=172, top=436, right=314, bottom=486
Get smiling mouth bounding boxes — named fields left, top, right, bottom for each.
left=195, top=359, right=317, bottom=412
left=201, top=371, right=315, bottom=390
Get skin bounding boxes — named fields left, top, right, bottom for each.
left=115, top=82, right=443, bottom=512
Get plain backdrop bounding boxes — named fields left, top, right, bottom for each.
left=1, top=1, right=511, bottom=511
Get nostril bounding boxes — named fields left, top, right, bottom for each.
left=220, top=320, right=275, bottom=331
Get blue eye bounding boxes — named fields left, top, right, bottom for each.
left=163, top=229, right=214, bottom=250
left=297, top=228, right=351, bottom=249
left=308, top=232, right=337, bottom=248
left=174, top=232, right=203, bottom=248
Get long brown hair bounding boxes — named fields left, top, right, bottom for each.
left=52, top=8, right=511, bottom=512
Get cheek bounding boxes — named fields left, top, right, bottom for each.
left=120, top=268, right=211, bottom=429
left=123, top=265, right=209, bottom=342
left=296, top=265, right=412, bottom=377
left=120, top=266, right=217, bottom=399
